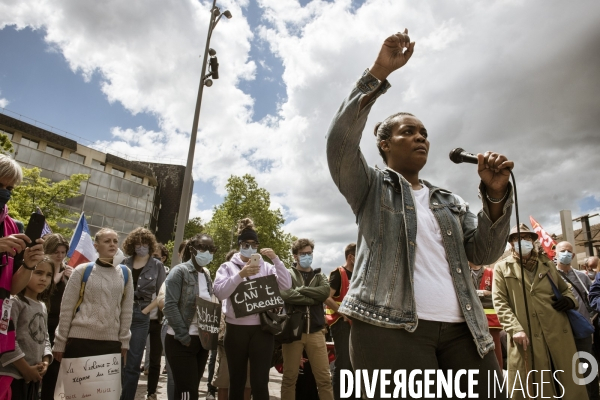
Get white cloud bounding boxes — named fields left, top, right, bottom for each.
left=0, top=89, right=8, bottom=108
left=1, top=0, right=599, bottom=273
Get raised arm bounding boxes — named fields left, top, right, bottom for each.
left=326, top=31, right=414, bottom=216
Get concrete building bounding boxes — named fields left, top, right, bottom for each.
left=0, top=112, right=191, bottom=244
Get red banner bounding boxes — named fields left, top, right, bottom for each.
left=530, top=216, right=557, bottom=259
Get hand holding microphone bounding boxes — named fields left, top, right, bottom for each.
left=449, top=148, right=514, bottom=200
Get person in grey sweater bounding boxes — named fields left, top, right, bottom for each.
left=52, top=228, right=133, bottom=383
left=0, top=258, right=55, bottom=398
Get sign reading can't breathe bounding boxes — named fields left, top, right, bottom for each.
left=230, top=275, right=284, bottom=318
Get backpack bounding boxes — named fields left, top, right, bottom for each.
left=73, top=262, right=129, bottom=317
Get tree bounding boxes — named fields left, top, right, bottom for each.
left=164, top=240, right=175, bottom=267
left=9, top=167, right=89, bottom=237
left=0, top=132, right=14, bottom=155
left=205, top=174, right=296, bottom=275
left=184, top=217, right=204, bottom=240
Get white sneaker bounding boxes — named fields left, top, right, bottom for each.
left=206, top=393, right=216, bottom=400
left=147, top=394, right=157, bottom=400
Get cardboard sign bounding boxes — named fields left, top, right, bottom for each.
left=230, top=275, right=284, bottom=318
left=54, top=353, right=121, bottom=400
left=196, top=297, right=220, bottom=351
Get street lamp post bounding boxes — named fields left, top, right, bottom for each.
left=171, top=0, right=232, bottom=266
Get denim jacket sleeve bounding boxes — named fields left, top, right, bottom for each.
left=460, top=182, right=514, bottom=266
left=163, top=267, right=191, bottom=346
left=326, top=69, right=391, bottom=216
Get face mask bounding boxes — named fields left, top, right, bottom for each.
left=240, top=246, right=257, bottom=258
left=513, top=240, right=534, bottom=256
left=194, top=250, right=213, bottom=267
left=588, top=271, right=597, bottom=280
left=0, top=188, right=11, bottom=209
left=135, top=245, right=149, bottom=257
left=298, top=254, right=313, bottom=268
left=557, top=251, right=573, bottom=265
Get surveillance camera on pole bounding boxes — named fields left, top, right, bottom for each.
left=171, top=0, right=233, bottom=266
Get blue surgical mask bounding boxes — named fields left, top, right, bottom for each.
left=0, top=188, right=11, bottom=209
left=513, top=240, right=534, bottom=256
left=557, top=251, right=573, bottom=265
left=240, top=246, right=257, bottom=258
left=135, top=245, right=149, bottom=257
left=298, top=254, right=313, bottom=268
left=194, top=250, right=213, bottom=267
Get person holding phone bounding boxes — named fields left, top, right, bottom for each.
left=213, top=218, right=292, bottom=400
left=0, top=154, right=45, bottom=394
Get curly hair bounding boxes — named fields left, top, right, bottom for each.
left=292, top=238, right=315, bottom=255
left=373, top=112, right=415, bottom=165
left=122, top=227, right=157, bottom=257
left=44, top=233, right=70, bottom=256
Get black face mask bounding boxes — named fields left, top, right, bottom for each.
left=0, top=188, right=11, bottom=209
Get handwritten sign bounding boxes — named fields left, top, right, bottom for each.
left=230, top=275, right=284, bottom=318
left=196, top=297, right=220, bottom=350
left=54, top=353, right=121, bottom=400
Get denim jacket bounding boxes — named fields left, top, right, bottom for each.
left=123, top=256, right=166, bottom=305
left=325, top=70, right=513, bottom=357
left=163, top=260, right=213, bottom=345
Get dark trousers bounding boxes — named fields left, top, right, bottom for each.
left=147, top=319, right=163, bottom=395
left=11, top=379, right=39, bottom=400
left=330, top=320, right=352, bottom=400
left=575, top=335, right=600, bottom=400
left=350, top=319, right=506, bottom=399
left=40, top=322, right=59, bottom=400
left=224, top=323, right=274, bottom=400
left=206, top=349, right=217, bottom=394
left=165, top=334, right=209, bottom=400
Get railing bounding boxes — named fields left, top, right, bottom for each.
left=1, top=107, right=186, bottom=165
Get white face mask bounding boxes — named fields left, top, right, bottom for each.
left=513, top=240, right=534, bottom=256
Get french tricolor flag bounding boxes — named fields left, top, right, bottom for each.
left=67, top=213, right=98, bottom=267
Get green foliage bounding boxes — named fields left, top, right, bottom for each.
left=205, top=174, right=296, bottom=275
left=184, top=217, right=204, bottom=240
left=164, top=240, right=174, bottom=267
left=9, top=167, right=89, bottom=237
left=0, top=132, right=14, bottom=155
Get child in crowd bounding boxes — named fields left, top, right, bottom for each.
left=0, top=258, right=55, bottom=399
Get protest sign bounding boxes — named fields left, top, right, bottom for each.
left=196, top=297, right=220, bottom=350
left=230, top=275, right=284, bottom=318
left=54, top=353, right=121, bottom=400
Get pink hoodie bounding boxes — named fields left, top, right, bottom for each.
left=213, top=252, right=292, bottom=325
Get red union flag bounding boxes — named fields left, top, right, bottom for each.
left=530, top=216, right=557, bottom=259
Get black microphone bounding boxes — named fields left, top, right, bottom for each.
left=449, top=148, right=478, bottom=164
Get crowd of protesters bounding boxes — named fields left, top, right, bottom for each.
left=1, top=29, right=600, bottom=400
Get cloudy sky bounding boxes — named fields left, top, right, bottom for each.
left=1, top=0, right=599, bottom=272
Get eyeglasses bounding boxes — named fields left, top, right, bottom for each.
left=298, top=252, right=313, bottom=257
left=194, top=244, right=217, bottom=254
left=240, top=242, right=259, bottom=250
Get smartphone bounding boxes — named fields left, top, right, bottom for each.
left=24, top=213, right=46, bottom=247
left=249, top=254, right=261, bottom=267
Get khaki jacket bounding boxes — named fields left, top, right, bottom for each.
left=493, top=254, right=588, bottom=400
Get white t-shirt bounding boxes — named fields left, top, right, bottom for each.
left=168, top=272, right=212, bottom=336
left=412, top=186, right=465, bottom=323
